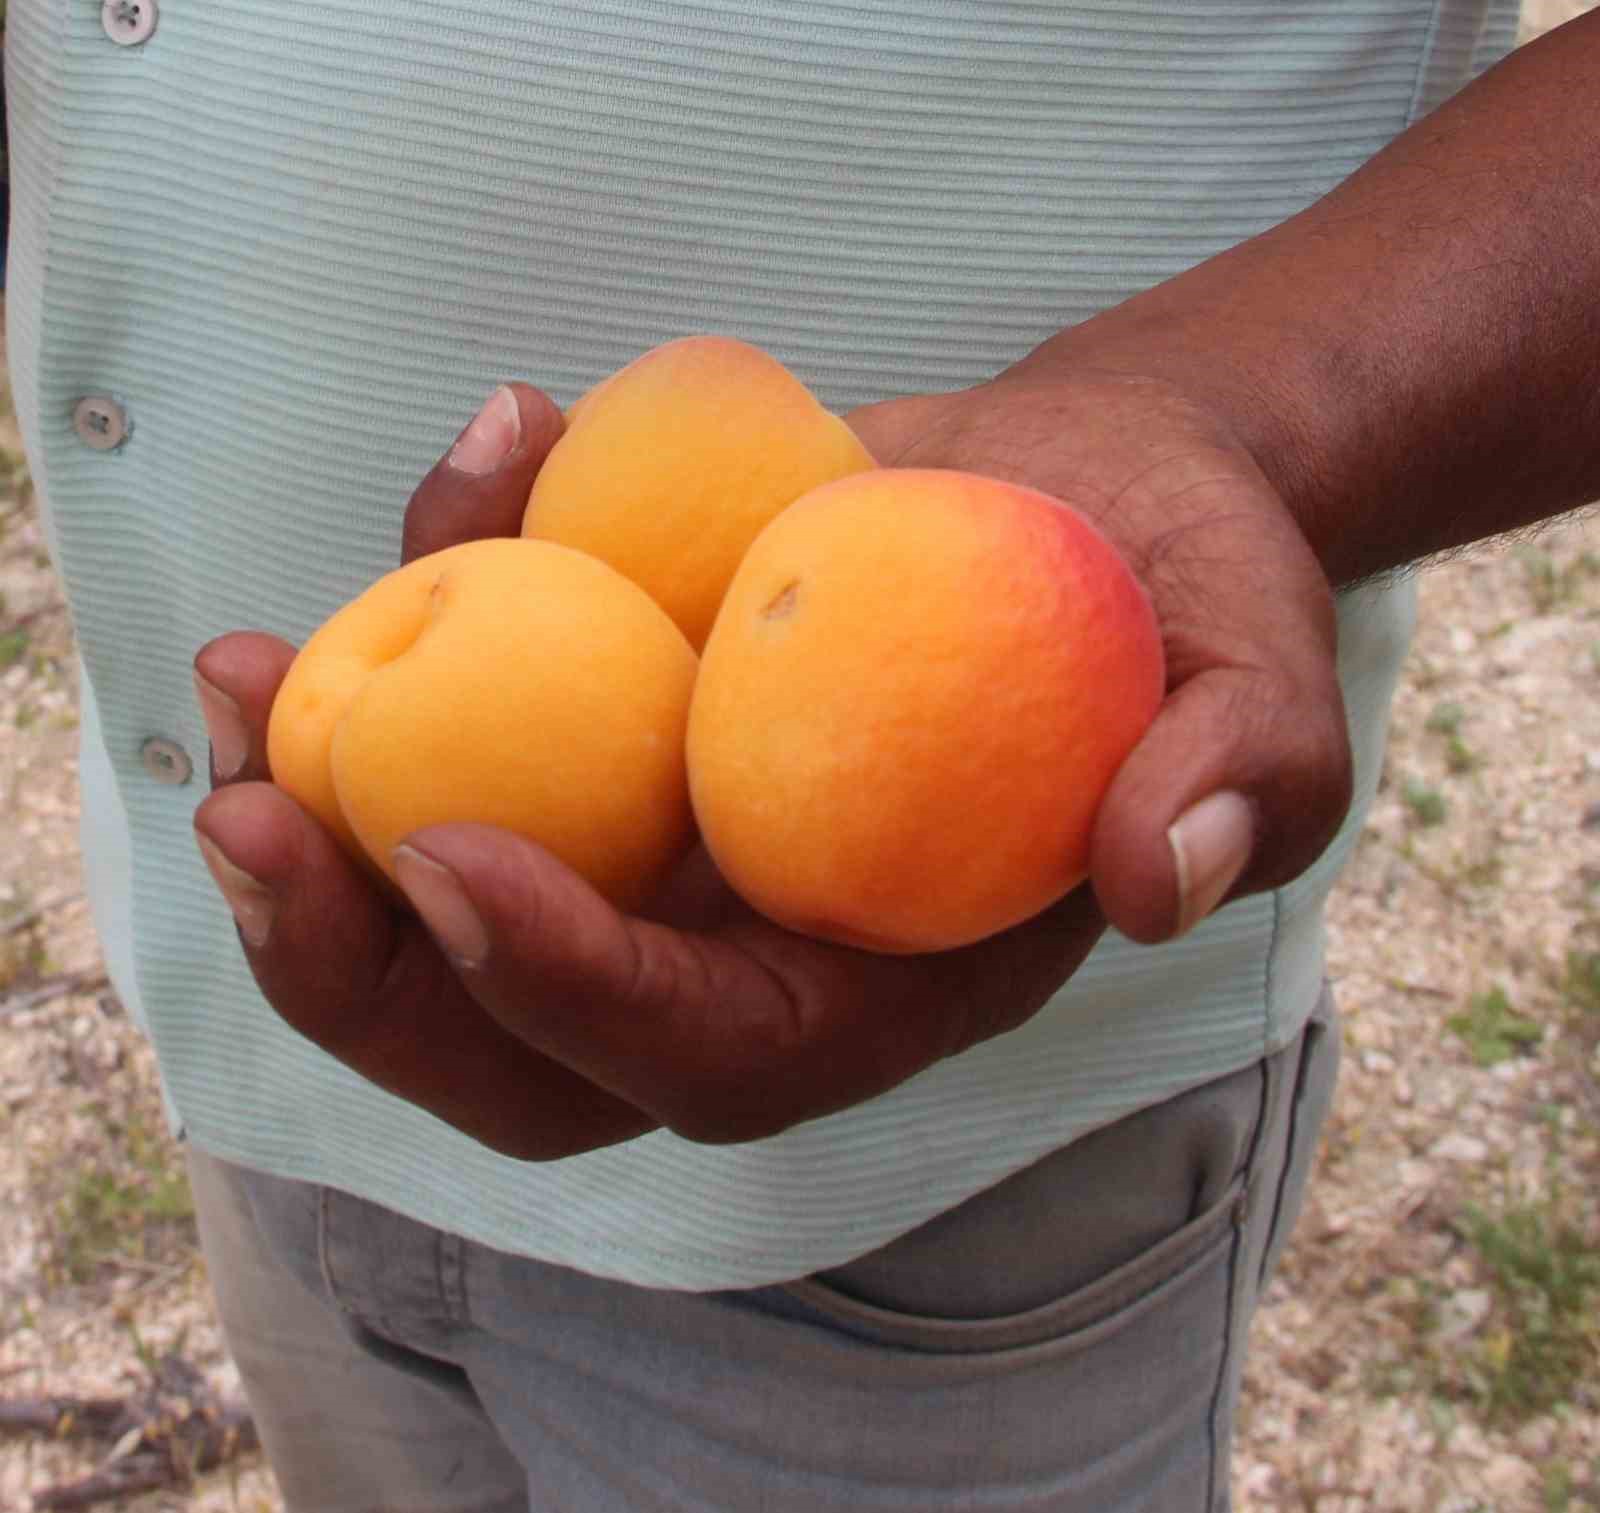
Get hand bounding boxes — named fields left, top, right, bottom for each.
left=191, top=384, right=1106, bottom=1160
left=412, top=367, right=1347, bottom=955
left=844, top=362, right=1353, bottom=945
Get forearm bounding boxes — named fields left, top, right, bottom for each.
left=1022, top=11, right=1600, bottom=587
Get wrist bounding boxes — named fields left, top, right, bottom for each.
left=1008, top=273, right=1354, bottom=582
left=1013, top=14, right=1600, bottom=586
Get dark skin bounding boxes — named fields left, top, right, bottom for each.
left=193, top=13, right=1600, bottom=1161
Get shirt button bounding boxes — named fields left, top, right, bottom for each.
left=72, top=396, right=130, bottom=451
left=101, top=0, right=159, bottom=46
left=141, top=737, right=194, bottom=786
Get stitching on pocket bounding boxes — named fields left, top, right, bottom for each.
left=779, top=1170, right=1247, bottom=1357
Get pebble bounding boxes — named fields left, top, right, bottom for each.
left=1481, top=1452, right=1533, bottom=1500
left=1430, top=1131, right=1490, bottom=1163
left=1434, top=1287, right=1492, bottom=1343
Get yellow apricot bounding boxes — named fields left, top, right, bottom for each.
left=686, top=469, right=1165, bottom=954
left=266, top=538, right=698, bottom=912
left=522, top=335, right=876, bottom=651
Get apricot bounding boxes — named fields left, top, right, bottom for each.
left=266, top=538, right=698, bottom=912
left=521, top=335, right=876, bottom=651
left=686, top=469, right=1165, bottom=954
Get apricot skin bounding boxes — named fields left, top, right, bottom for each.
left=685, top=469, right=1166, bottom=954
left=521, top=335, right=876, bottom=652
left=266, top=538, right=699, bottom=912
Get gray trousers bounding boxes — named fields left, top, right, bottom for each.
left=187, top=992, right=1338, bottom=1513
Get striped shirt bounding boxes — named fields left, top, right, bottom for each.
left=5, top=0, right=1519, bottom=1287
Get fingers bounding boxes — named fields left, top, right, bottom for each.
left=192, top=783, right=654, bottom=1160
left=194, top=383, right=565, bottom=783
left=392, top=824, right=1107, bottom=1145
left=1089, top=499, right=1353, bottom=944
left=400, top=383, right=566, bottom=564
left=193, top=632, right=299, bottom=784
left=192, top=637, right=656, bottom=1158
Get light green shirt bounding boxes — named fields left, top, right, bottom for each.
left=6, top=0, right=1519, bottom=1287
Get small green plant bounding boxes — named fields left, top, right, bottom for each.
left=1425, top=700, right=1465, bottom=735
left=1562, top=949, right=1600, bottom=1014
left=1445, top=735, right=1477, bottom=774
left=1448, top=986, right=1543, bottom=1067
left=1543, top=1461, right=1576, bottom=1512
left=58, top=1171, right=145, bottom=1283
left=1403, top=776, right=1448, bottom=828
left=1425, top=701, right=1479, bottom=772
left=1513, top=540, right=1598, bottom=614
left=1407, top=653, right=1445, bottom=690
left=1517, top=543, right=1563, bottom=612
left=0, top=444, right=29, bottom=492
left=1453, top=1197, right=1600, bottom=1426
left=49, top=1114, right=196, bottom=1285
left=1363, top=1274, right=1445, bottom=1403
left=1458, top=849, right=1503, bottom=888
left=0, top=627, right=29, bottom=669
left=1395, top=833, right=1503, bottom=896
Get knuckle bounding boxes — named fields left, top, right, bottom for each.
left=1254, top=685, right=1355, bottom=881
left=656, top=1049, right=807, bottom=1146
left=1282, top=695, right=1354, bottom=818
left=655, top=984, right=821, bottom=1147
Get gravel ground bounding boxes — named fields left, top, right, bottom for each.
left=3, top=6, right=1598, bottom=1506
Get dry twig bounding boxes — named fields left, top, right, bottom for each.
left=0, top=972, right=109, bottom=1021
left=0, top=1353, right=259, bottom=1511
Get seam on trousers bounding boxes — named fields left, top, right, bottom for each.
left=315, top=1181, right=347, bottom=1312
left=1255, top=990, right=1329, bottom=1293
left=1205, top=1019, right=1293, bottom=1511
left=1205, top=1195, right=1247, bottom=1513
left=439, top=1228, right=470, bottom=1324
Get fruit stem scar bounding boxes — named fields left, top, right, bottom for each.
left=761, top=580, right=801, bottom=620
left=423, top=570, right=453, bottom=621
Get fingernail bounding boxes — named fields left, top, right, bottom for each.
left=393, top=846, right=489, bottom=968
left=1167, top=791, right=1255, bottom=938
left=448, top=386, right=521, bottom=476
left=193, top=671, right=249, bottom=782
left=195, top=833, right=275, bottom=948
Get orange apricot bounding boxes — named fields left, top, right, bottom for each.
left=686, top=469, right=1165, bottom=953
left=266, top=538, right=698, bottom=912
left=522, top=335, right=876, bottom=651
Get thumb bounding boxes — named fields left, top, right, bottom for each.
left=400, top=382, right=566, bottom=564
left=1089, top=514, right=1354, bottom=945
